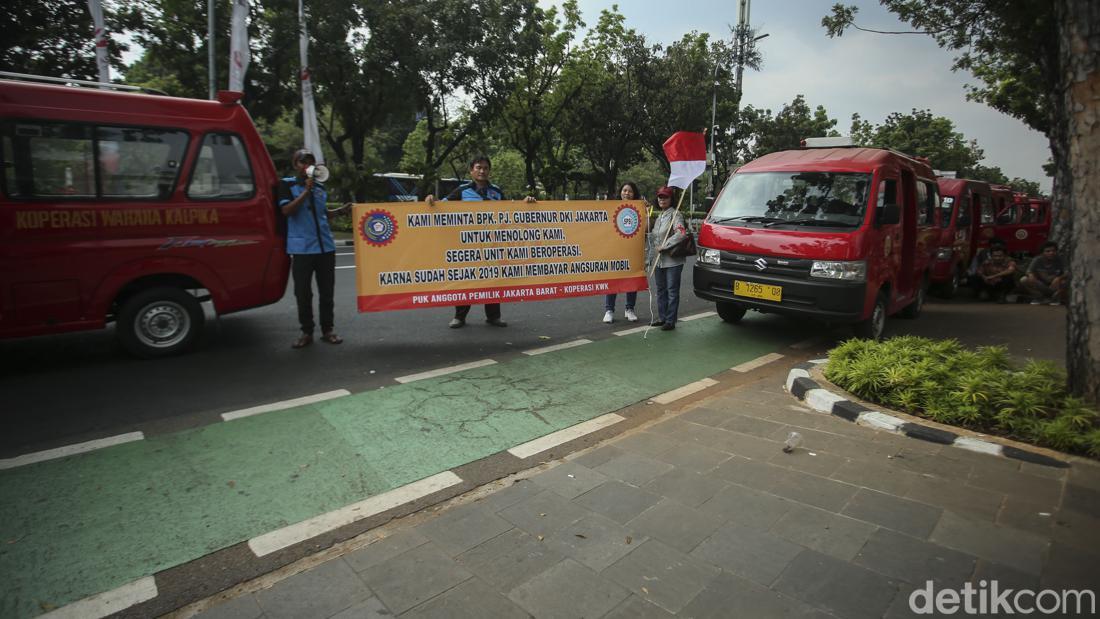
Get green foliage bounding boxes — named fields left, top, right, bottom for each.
left=848, top=109, right=982, bottom=173
left=826, top=336, right=1099, bottom=458
left=2, top=0, right=139, bottom=80
left=745, top=95, right=839, bottom=160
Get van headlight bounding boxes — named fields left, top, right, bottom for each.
left=936, top=247, right=954, bottom=261
left=810, top=260, right=866, bottom=282
left=698, top=247, right=721, bottom=265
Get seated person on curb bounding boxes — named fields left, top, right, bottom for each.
left=1019, top=241, right=1067, bottom=306
left=968, top=237, right=1006, bottom=280
left=970, top=246, right=1017, bottom=303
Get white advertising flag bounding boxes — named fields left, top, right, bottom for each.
left=87, top=0, right=110, bottom=85
left=298, top=0, right=324, bottom=164
left=228, top=0, right=250, bottom=92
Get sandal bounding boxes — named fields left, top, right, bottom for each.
left=292, top=334, right=313, bottom=349
left=320, top=331, right=343, bottom=345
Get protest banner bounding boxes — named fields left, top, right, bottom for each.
left=353, top=200, right=648, bottom=312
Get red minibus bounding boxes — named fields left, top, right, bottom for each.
left=996, top=192, right=1052, bottom=256
left=0, top=74, right=290, bottom=357
left=693, top=140, right=939, bottom=340
left=930, top=178, right=998, bottom=297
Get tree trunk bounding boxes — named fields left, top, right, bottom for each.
left=1058, top=0, right=1100, bottom=405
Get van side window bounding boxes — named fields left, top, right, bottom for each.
left=995, top=201, right=1016, bottom=224
left=96, top=126, right=189, bottom=199
left=915, top=181, right=937, bottom=225
left=978, top=196, right=995, bottom=223
left=956, top=197, right=971, bottom=226
left=187, top=133, right=254, bottom=200
left=876, top=179, right=897, bottom=209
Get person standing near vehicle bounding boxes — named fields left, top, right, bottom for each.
left=648, top=186, right=688, bottom=330
left=426, top=155, right=535, bottom=329
left=602, top=181, right=644, bottom=324
left=279, top=148, right=343, bottom=348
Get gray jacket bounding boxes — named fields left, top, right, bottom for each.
left=647, top=208, right=689, bottom=269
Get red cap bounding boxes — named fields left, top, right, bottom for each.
left=656, top=186, right=673, bottom=198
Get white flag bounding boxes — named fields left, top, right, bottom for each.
left=228, top=0, right=250, bottom=92
left=87, top=0, right=110, bottom=85
left=298, top=0, right=324, bottom=164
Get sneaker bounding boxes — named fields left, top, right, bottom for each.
left=649, top=320, right=665, bottom=327
left=660, top=323, right=676, bottom=331
left=624, top=308, right=638, bottom=322
left=1030, top=299, right=1042, bottom=305
left=449, top=318, right=465, bottom=328
left=486, top=318, right=508, bottom=327
left=603, top=310, right=614, bottom=323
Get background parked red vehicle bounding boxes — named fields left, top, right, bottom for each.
left=996, top=192, right=1052, bottom=256
left=931, top=177, right=998, bottom=297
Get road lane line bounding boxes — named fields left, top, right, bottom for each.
left=731, top=352, right=785, bottom=373
left=221, top=390, right=352, bottom=421
left=39, top=576, right=157, bottom=619
left=613, top=325, right=650, bottom=336
left=508, top=413, right=625, bottom=459
left=395, top=359, right=497, bottom=384
left=522, top=339, right=592, bottom=356
left=336, top=265, right=356, bottom=270
left=680, top=311, right=717, bottom=321
left=0, top=432, right=145, bottom=471
left=651, top=378, right=720, bottom=404
left=336, top=251, right=355, bottom=256
left=248, top=471, right=463, bottom=557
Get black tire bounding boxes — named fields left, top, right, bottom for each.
left=900, top=279, right=927, bottom=319
left=853, top=291, right=887, bottom=340
left=716, top=301, right=747, bottom=323
left=116, top=287, right=205, bottom=358
left=937, top=267, right=961, bottom=299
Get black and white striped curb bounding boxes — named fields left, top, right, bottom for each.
left=785, top=361, right=1069, bottom=469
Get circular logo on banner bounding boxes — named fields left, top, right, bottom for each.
left=614, top=204, right=641, bottom=238
left=359, top=210, right=398, bottom=246
left=1015, top=229, right=1028, bottom=240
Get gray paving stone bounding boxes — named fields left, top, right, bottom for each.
left=716, top=458, right=859, bottom=512
left=882, top=583, right=923, bottom=619
left=679, top=405, right=742, bottom=428
left=854, top=528, right=976, bottom=586
left=498, top=489, right=588, bottom=537
left=996, top=496, right=1056, bottom=536
left=1062, top=482, right=1100, bottom=517
left=573, top=481, right=662, bottom=524
left=455, top=529, right=563, bottom=593
left=771, top=503, right=878, bottom=561
left=830, top=459, right=922, bottom=496
left=193, top=593, right=263, bottom=619
left=645, top=418, right=695, bottom=436
left=507, top=559, right=629, bottom=619
left=967, top=466, right=1063, bottom=507
left=773, top=549, right=900, bottom=619
left=472, top=479, right=545, bottom=514
left=1041, top=542, right=1100, bottom=591
left=680, top=571, right=827, bottom=619
left=1068, top=464, right=1100, bottom=492
left=971, top=559, right=1040, bottom=591
left=542, top=513, right=642, bottom=571
left=720, top=414, right=790, bottom=441
left=1019, top=460, right=1067, bottom=480
left=698, top=482, right=794, bottom=530
left=401, top=577, right=529, bottom=619
left=625, top=498, right=725, bottom=553
left=255, top=559, right=373, bottom=619
left=905, top=475, right=1005, bottom=522
left=610, top=431, right=682, bottom=458
left=768, top=448, right=848, bottom=478
left=930, top=511, right=1046, bottom=576
left=842, top=488, right=944, bottom=539
left=330, top=596, right=392, bottom=619
left=593, top=451, right=675, bottom=486
left=650, top=444, right=732, bottom=474
left=643, top=467, right=728, bottom=507
left=359, top=543, right=473, bottom=614
left=886, top=449, right=970, bottom=480
left=690, top=521, right=803, bottom=586
left=569, top=444, right=625, bottom=469
left=1051, top=506, right=1100, bottom=548
left=679, top=424, right=788, bottom=460
left=601, top=595, right=674, bottom=618
left=416, top=506, right=514, bottom=556
left=345, top=528, right=430, bottom=573
left=603, top=539, right=720, bottom=613
left=529, top=461, right=610, bottom=499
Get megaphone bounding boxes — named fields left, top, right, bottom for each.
left=305, top=164, right=330, bottom=183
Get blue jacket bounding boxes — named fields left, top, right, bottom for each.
left=445, top=181, right=505, bottom=201
left=279, top=176, right=336, bottom=254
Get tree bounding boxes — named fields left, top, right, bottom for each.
left=849, top=109, right=983, bottom=174
left=2, top=0, right=139, bottom=80
left=824, top=1, right=1099, bottom=404
left=741, top=95, right=839, bottom=161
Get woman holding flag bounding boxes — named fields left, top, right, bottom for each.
left=648, top=186, right=689, bottom=330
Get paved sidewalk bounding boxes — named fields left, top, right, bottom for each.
left=188, top=370, right=1100, bottom=619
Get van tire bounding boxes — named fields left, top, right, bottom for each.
left=117, top=287, right=204, bottom=358
left=717, top=302, right=747, bottom=323
left=854, top=292, right=887, bottom=340
left=900, top=279, right=927, bottom=319
left=937, top=267, right=961, bottom=299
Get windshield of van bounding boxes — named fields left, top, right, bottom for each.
left=708, top=171, right=871, bottom=228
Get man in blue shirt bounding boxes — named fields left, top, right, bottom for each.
left=279, top=148, right=343, bottom=348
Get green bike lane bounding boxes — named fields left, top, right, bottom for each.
left=0, top=315, right=806, bottom=617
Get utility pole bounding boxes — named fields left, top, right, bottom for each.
left=208, top=0, right=216, bottom=99
left=709, top=0, right=756, bottom=198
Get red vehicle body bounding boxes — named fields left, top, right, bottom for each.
left=693, top=144, right=939, bottom=339
left=0, top=75, right=290, bottom=357
left=930, top=178, right=998, bottom=297
left=996, top=192, right=1052, bottom=256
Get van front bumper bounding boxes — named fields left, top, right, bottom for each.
left=693, top=263, right=867, bottom=323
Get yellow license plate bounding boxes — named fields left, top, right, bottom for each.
left=734, top=280, right=782, bottom=302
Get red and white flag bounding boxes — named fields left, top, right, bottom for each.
left=663, top=131, right=706, bottom=189
left=298, top=0, right=324, bottom=163
left=87, top=0, right=110, bottom=85
left=228, top=0, right=249, bottom=92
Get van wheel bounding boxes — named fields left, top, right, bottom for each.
left=900, top=280, right=926, bottom=319
left=854, top=292, right=887, bottom=340
left=717, top=302, right=747, bottom=323
left=117, top=287, right=204, bottom=358
left=938, top=267, right=961, bottom=299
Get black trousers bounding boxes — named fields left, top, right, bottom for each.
left=291, top=252, right=336, bottom=334
left=455, top=304, right=501, bottom=320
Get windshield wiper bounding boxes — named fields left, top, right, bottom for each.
left=709, top=215, right=783, bottom=224
left=763, top=218, right=854, bottom=228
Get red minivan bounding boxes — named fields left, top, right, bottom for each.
left=930, top=178, right=997, bottom=297
left=693, top=140, right=939, bottom=340
left=0, top=74, right=290, bottom=357
left=996, top=192, right=1052, bottom=256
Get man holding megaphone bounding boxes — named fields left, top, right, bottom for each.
left=279, top=148, right=344, bottom=348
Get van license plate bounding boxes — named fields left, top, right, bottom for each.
left=734, top=280, right=782, bottom=302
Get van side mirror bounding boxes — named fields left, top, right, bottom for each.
left=703, top=196, right=715, bottom=212
left=876, top=203, right=900, bottom=226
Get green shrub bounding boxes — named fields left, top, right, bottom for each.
left=825, top=336, right=1099, bottom=458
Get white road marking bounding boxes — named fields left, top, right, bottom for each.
left=651, top=378, right=720, bottom=404
left=39, top=576, right=157, bottom=619
left=613, top=325, right=650, bottom=336
left=335, top=265, right=356, bottom=270
left=953, top=437, right=1004, bottom=456
left=522, top=339, right=592, bottom=356
left=0, top=432, right=145, bottom=471
left=248, top=471, right=464, bottom=557
left=508, top=413, right=625, bottom=459
left=221, top=390, right=352, bottom=421
left=395, top=359, right=497, bottom=384
left=679, top=311, right=717, bottom=321
left=336, top=251, right=355, bottom=256
left=731, top=352, right=785, bottom=373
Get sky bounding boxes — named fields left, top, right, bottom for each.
left=542, top=0, right=1051, bottom=192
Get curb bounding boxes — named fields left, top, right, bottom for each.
left=784, top=361, right=1070, bottom=468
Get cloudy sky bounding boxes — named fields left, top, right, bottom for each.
left=543, top=0, right=1051, bottom=191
